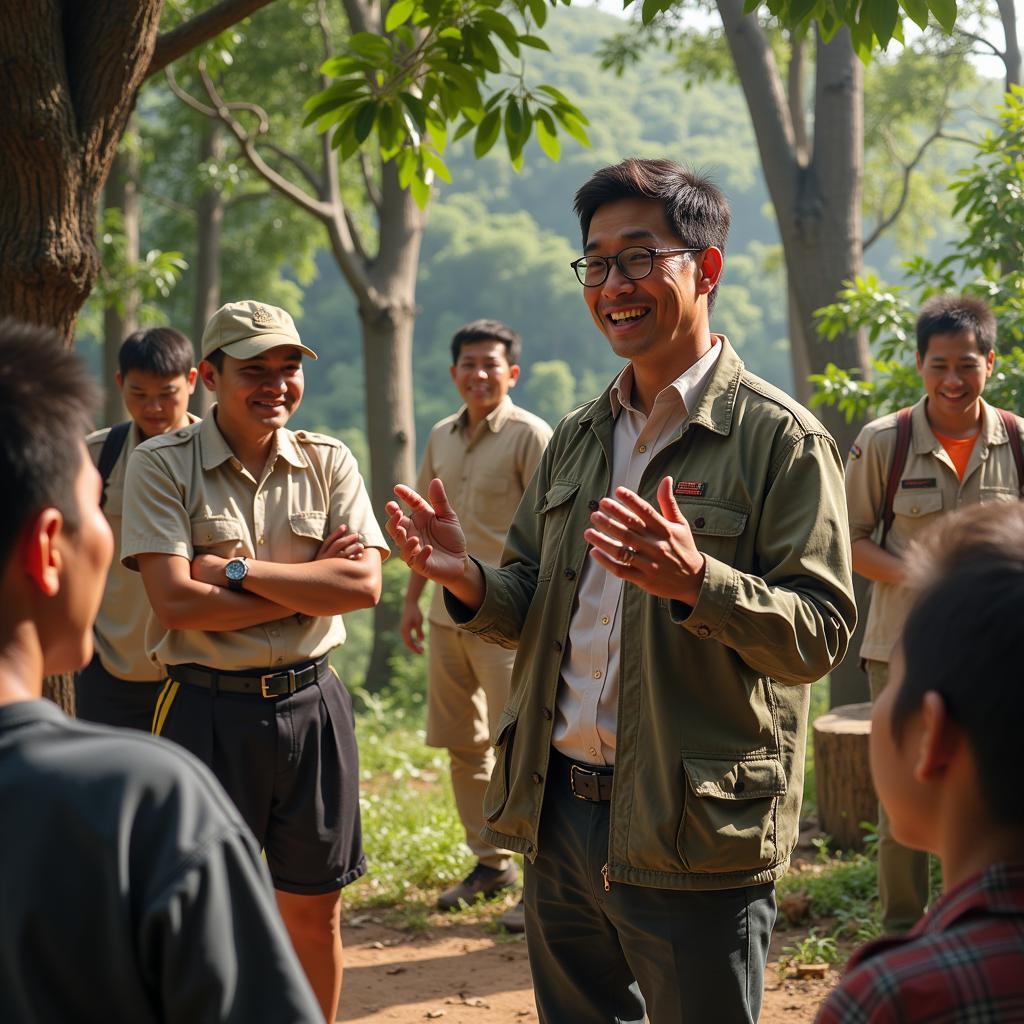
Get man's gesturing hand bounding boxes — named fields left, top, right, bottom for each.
left=584, top=476, right=707, bottom=607
left=386, top=479, right=469, bottom=586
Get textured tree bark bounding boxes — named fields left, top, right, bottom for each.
left=191, top=119, right=226, bottom=416
left=812, top=702, right=877, bottom=850
left=102, top=143, right=140, bottom=425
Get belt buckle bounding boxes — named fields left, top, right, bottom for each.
left=570, top=764, right=597, bottom=801
left=260, top=668, right=296, bottom=698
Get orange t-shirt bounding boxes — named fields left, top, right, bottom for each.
left=932, top=429, right=979, bottom=481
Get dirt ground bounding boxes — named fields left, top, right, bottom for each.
left=337, top=913, right=842, bottom=1023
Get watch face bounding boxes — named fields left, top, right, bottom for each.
left=225, top=559, right=247, bottom=582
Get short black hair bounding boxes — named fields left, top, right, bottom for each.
left=0, top=320, right=100, bottom=568
left=203, top=349, right=225, bottom=372
left=894, top=502, right=1024, bottom=825
left=118, top=327, right=194, bottom=378
left=916, top=294, right=996, bottom=358
left=573, top=158, right=731, bottom=313
left=450, top=319, right=522, bottom=366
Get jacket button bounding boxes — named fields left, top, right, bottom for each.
left=552, top=640, right=562, bottom=652
left=588, top=499, right=600, bottom=511
left=734, top=780, right=746, bottom=793
left=694, top=516, right=706, bottom=529
left=176, top=429, right=189, bottom=438
left=563, top=567, right=576, bottom=580
left=697, top=625, right=711, bottom=638
left=531, top=773, right=543, bottom=784
left=542, top=707, right=552, bottom=720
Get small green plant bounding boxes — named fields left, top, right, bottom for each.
left=780, top=929, right=842, bottom=973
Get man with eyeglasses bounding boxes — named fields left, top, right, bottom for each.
left=386, top=158, right=855, bottom=1023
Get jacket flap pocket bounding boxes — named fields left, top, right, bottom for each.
left=892, top=491, right=943, bottom=517
left=493, top=707, right=518, bottom=748
left=677, top=502, right=748, bottom=538
left=191, top=517, right=246, bottom=545
left=683, top=756, right=787, bottom=800
left=289, top=511, right=327, bottom=539
left=534, top=479, right=580, bottom=515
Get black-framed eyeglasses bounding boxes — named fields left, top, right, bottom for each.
left=570, top=245, right=704, bottom=287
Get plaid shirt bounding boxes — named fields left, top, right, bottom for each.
left=816, top=862, right=1024, bottom=1023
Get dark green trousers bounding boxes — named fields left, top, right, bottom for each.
left=524, top=749, right=776, bottom=1024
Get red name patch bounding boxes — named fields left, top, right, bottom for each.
left=901, top=478, right=937, bottom=489
left=674, top=480, right=707, bottom=497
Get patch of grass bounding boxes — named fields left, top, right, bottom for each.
left=781, top=928, right=842, bottom=967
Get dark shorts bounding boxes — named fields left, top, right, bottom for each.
left=74, top=653, right=164, bottom=732
left=152, top=661, right=365, bottom=895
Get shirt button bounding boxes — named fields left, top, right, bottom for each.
left=734, top=780, right=746, bottom=793
left=531, top=772, right=543, bottom=785
left=694, top=516, right=706, bottom=529
left=259, top=537, right=266, bottom=545
left=697, top=625, right=711, bottom=638
left=588, top=747, right=597, bottom=757
left=588, top=500, right=600, bottom=512
left=910, top=506, right=919, bottom=515
left=542, top=707, right=552, bottom=720
left=593, top=670, right=602, bottom=679
left=563, top=567, right=576, bottom=580
left=601, top=616, right=610, bottom=625
left=638, top=444, right=648, bottom=453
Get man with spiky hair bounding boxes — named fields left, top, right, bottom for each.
left=0, top=320, right=321, bottom=1023
left=386, top=159, right=856, bottom=1023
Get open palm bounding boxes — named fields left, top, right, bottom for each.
left=385, top=479, right=468, bottom=585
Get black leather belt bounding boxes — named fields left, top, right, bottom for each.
left=569, top=762, right=614, bottom=802
left=168, top=655, right=329, bottom=699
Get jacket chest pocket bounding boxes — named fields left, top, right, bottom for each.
left=191, top=517, right=248, bottom=557
left=676, top=755, right=786, bottom=873
left=534, top=480, right=580, bottom=581
left=288, top=511, right=327, bottom=562
left=677, top=500, right=749, bottom=565
left=892, top=489, right=943, bottom=522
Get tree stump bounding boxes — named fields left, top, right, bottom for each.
left=812, top=702, right=877, bottom=851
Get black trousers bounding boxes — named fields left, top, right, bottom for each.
left=524, top=749, right=776, bottom=1024
left=74, top=653, right=164, bottom=732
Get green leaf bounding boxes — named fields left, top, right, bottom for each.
left=409, top=172, right=431, bottom=209
left=927, top=0, right=956, bottom=32
left=866, top=0, right=898, bottom=46
left=426, top=113, right=448, bottom=153
left=399, top=92, right=428, bottom=132
left=422, top=148, right=452, bottom=183
left=384, top=0, right=416, bottom=31
left=526, top=0, right=547, bottom=26
left=553, top=108, right=590, bottom=147
left=348, top=33, right=391, bottom=61
left=474, top=108, right=502, bottom=158
left=535, top=109, right=561, bottom=161
left=787, top=0, right=819, bottom=26
left=518, top=33, right=549, bottom=50
left=320, top=56, right=364, bottom=77
left=537, top=84, right=572, bottom=106
left=464, top=26, right=502, bottom=73
left=395, top=147, right=417, bottom=188
left=354, top=101, right=378, bottom=143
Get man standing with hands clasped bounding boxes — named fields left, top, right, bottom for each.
left=386, top=159, right=856, bottom=1023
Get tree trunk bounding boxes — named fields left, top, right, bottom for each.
left=102, top=143, right=141, bottom=425
left=812, top=701, right=876, bottom=850
left=996, top=0, right=1021, bottom=90
left=191, top=119, right=226, bottom=415
left=361, top=168, right=422, bottom=693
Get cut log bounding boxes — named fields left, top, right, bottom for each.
left=812, top=702, right=877, bottom=851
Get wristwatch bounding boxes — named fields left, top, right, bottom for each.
left=225, top=557, right=249, bottom=591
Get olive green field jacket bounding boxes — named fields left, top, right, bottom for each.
left=447, top=340, right=857, bottom=891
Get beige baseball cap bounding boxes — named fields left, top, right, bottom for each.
left=201, top=300, right=318, bottom=361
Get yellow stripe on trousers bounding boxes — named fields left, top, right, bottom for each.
left=151, top=679, right=180, bottom=736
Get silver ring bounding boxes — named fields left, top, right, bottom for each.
left=620, top=545, right=638, bottom=565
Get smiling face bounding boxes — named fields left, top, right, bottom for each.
left=582, top=198, right=721, bottom=377
left=450, top=339, right=519, bottom=420
left=117, top=368, right=196, bottom=439
left=917, top=330, right=994, bottom=426
left=201, top=346, right=304, bottom=440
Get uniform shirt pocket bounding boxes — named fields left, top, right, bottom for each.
left=892, top=490, right=943, bottom=519
left=191, top=517, right=248, bottom=558
left=533, top=479, right=580, bottom=581
left=288, top=510, right=328, bottom=562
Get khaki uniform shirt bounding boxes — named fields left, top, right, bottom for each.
left=121, top=413, right=388, bottom=672
left=555, top=341, right=721, bottom=765
left=416, top=396, right=551, bottom=625
left=87, top=416, right=200, bottom=681
left=846, top=396, right=1024, bottom=662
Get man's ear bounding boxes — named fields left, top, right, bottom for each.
left=696, top=247, right=724, bottom=295
left=508, top=364, right=521, bottom=388
left=913, top=691, right=961, bottom=783
left=197, top=360, right=218, bottom=393
left=20, top=509, right=64, bottom=598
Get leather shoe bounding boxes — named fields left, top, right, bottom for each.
left=437, top=863, right=518, bottom=911
left=499, top=897, right=525, bottom=933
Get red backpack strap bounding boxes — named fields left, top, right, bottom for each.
left=880, top=407, right=914, bottom=549
left=998, top=408, right=1024, bottom=494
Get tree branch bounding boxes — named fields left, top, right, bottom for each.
left=359, top=151, right=384, bottom=214
left=147, top=0, right=278, bottom=79
left=264, top=141, right=324, bottom=194
left=956, top=29, right=1004, bottom=57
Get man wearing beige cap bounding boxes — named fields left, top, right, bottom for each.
left=122, top=299, right=387, bottom=1021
